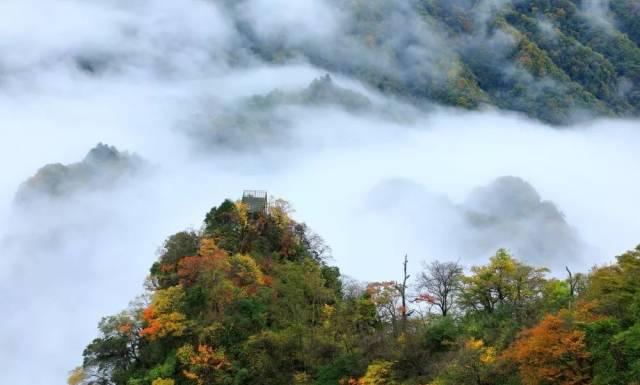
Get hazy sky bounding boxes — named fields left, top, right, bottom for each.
left=1, top=1, right=639, bottom=384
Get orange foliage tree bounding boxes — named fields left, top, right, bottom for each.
left=177, top=344, right=232, bottom=385
left=140, top=285, right=189, bottom=340
left=177, top=238, right=230, bottom=286
left=502, top=313, right=591, bottom=385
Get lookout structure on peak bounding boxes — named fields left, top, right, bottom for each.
left=242, top=190, right=268, bottom=215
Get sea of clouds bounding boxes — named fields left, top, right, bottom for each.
left=1, top=1, right=639, bottom=384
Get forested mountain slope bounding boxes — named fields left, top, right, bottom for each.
left=69, top=198, right=640, bottom=385
left=229, top=0, right=640, bottom=124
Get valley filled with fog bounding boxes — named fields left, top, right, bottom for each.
left=1, top=1, right=639, bottom=384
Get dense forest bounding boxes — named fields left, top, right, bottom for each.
left=230, top=0, right=640, bottom=124
left=69, top=198, right=640, bottom=385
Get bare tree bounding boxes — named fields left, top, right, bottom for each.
left=394, top=254, right=413, bottom=330
left=369, top=255, right=415, bottom=335
left=417, top=260, right=463, bottom=316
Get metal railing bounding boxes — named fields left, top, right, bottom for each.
left=242, top=190, right=268, bottom=199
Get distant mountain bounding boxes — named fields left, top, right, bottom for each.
left=248, top=75, right=373, bottom=111
left=230, top=0, right=640, bottom=124
left=187, top=75, right=389, bottom=150
left=366, top=175, right=582, bottom=265
left=462, top=176, right=582, bottom=264
left=15, top=144, right=145, bottom=203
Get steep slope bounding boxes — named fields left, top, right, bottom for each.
left=230, top=0, right=640, bottom=124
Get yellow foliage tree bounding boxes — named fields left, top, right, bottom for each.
left=230, top=253, right=264, bottom=287
left=151, top=379, right=175, bottom=385
left=67, top=367, right=85, bottom=385
left=140, top=285, right=188, bottom=340
left=360, top=360, right=396, bottom=385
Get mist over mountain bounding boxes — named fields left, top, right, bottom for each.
left=230, top=0, right=640, bottom=124
left=462, top=176, right=582, bottom=266
left=15, top=143, right=146, bottom=203
left=184, top=75, right=383, bottom=151
left=365, top=175, right=582, bottom=269
left=3, top=0, right=639, bottom=126
left=0, top=1, right=639, bottom=385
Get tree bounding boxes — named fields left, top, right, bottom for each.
left=359, top=360, right=397, bottom=385
left=67, top=367, right=86, bottom=385
left=460, top=249, right=548, bottom=315
left=502, top=313, right=591, bottom=385
left=177, top=344, right=232, bottom=385
left=439, top=338, right=498, bottom=385
left=158, top=231, right=200, bottom=264
left=565, top=266, right=586, bottom=310
left=204, top=200, right=246, bottom=253
left=586, top=245, right=640, bottom=323
left=151, top=379, right=175, bottom=385
left=395, top=254, right=412, bottom=330
left=150, top=231, right=201, bottom=288
left=230, top=253, right=265, bottom=288
left=367, top=256, right=414, bottom=334
left=140, top=286, right=189, bottom=340
left=417, top=260, right=463, bottom=316
left=366, top=281, right=401, bottom=333
left=581, top=246, right=640, bottom=384
left=298, top=223, right=332, bottom=262
left=81, top=312, right=142, bottom=385
left=177, top=238, right=229, bottom=287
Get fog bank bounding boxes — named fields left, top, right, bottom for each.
left=1, top=1, right=639, bottom=384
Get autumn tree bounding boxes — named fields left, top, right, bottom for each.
left=366, top=281, right=401, bottom=333
left=150, top=231, right=201, bottom=289
left=502, top=313, right=591, bottom=385
left=585, top=245, right=640, bottom=323
left=67, top=367, right=86, bottom=385
left=71, top=196, right=640, bottom=385
left=140, top=286, right=189, bottom=340
left=460, top=249, right=548, bottom=315
left=177, top=344, right=232, bottom=385
left=230, top=253, right=265, bottom=288
left=359, top=360, right=397, bottom=385
left=582, top=246, right=640, bottom=384
left=427, top=337, right=498, bottom=385
left=151, top=379, right=174, bottom=385
left=177, top=238, right=229, bottom=286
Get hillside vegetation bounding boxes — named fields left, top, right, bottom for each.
left=69, top=198, right=640, bottom=385
left=234, top=0, right=640, bottom=124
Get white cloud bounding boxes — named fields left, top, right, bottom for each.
left=0, top=1, right=639, bottom=384
left=239, top=0, right=342, bottom=46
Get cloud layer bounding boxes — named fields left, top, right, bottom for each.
left=1, top=1, right=639, bottom=385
